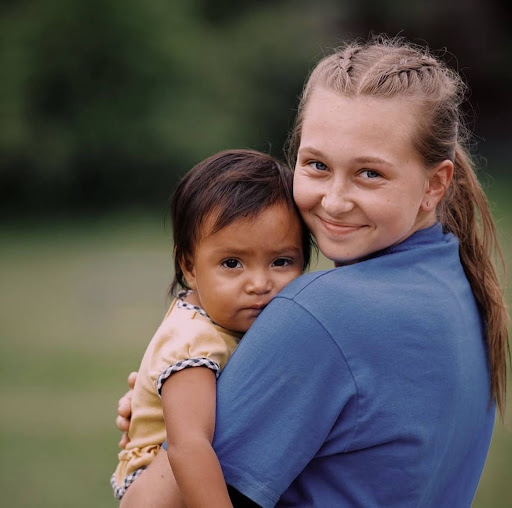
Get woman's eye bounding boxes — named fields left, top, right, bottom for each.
left=222, top=259, right=242, bottom=269
left=309, top=161, right=328, bottom=171
left=272, top=258, right=292, bottom=267
left=360, top=169, right=381, bottom=179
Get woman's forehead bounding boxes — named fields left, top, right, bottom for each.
left=299, top=89, right=420, bottom=163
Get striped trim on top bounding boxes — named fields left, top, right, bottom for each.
left=111, top=466, right=147, bottom=500
left=157, top=357, right=221, bottom=397
left=176, top=290, right=219, bottom=324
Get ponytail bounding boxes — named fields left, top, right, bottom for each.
left=289, top=36, right=509, bottom=414
left=439, top=144, right=509, bottom=415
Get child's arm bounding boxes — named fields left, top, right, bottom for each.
left=162, top=366, right=233, bottom=508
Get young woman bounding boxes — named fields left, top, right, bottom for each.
left=117, top=36, right=508, bottom=507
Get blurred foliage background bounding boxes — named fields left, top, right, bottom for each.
left=1, top=0, right=510, bottom=506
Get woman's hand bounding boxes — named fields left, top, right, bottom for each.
left=117, top=371, right=137, bottom=448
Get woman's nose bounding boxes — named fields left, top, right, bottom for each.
left=321, top=182, right=354, bottom=216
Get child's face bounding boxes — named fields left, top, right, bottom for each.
left=182, top=203, right=304, bottom=333
left=294, top=87, right=435, bottom=266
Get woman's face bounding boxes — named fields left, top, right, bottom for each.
left=293, top=87, right=435, bottom=265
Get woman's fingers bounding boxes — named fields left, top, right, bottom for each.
left=118, top=392, right=132, bottom=419
left=116, top=371, right=138, bottom=448
left=116, top=414, right=130, bottom=432
left=118, top=371, right=137, bottom=419
left=119, top=432, right=130, bottom=449
left=127, top=371, right=137, bottom=389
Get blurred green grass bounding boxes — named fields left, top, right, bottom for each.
left=1, top=184, right=511, bottom=506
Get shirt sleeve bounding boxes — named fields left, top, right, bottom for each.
left=146, top=317, right=233, bottom=396
left=213, top=296, right=358, bottom=508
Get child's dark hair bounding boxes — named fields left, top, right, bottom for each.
left=169, top=149, right=314, bottom=296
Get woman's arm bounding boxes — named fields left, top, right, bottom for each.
left=212, top=296, right=354, bottom=507
left=162, top=367, right=233, bottom=508
left=119, top=447, right=255, bottom=508
left=120, top=447, right=184, bottom=508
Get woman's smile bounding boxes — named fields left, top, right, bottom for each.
left=293, top=88, right=436, bottom=265
left=316, top=216, right=367, bottom=237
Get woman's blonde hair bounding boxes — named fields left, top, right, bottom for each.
left=287, top=35, right=509, bottom=415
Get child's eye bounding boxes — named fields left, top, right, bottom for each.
left=272, top=258, right=292, bottom=267
left=360, top=169, right=381, bottom=179
left=309, top=161, right=328, bottom=171
left=222, top=259, right=242, bottom=269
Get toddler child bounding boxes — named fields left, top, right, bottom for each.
left=111, top=149, right=312, bottom=506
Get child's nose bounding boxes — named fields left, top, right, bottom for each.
left=246, top=271, right=272, bottom=295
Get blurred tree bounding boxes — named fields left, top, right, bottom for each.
left=0, top=0, right=510, bottom=215
left=0, top=0, right=341, bottom=213
left=349, top=0, right=512, bottom=164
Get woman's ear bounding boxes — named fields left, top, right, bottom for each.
left=179, top=255, right=197, bottom=290
left=422, top=159, right=454, bottom=212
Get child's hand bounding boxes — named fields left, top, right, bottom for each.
left=117, top=371, right=137, bottom=448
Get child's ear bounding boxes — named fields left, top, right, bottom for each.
left=179, top=255, right=197, bottom=290
left=421, top=159, right=454, bottom=212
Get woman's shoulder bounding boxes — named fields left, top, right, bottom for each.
left=276, top=235, right=469, bottom=323
left=279, top=269, right=334, bottom=297
left=277, top=260, right=403, bottom=301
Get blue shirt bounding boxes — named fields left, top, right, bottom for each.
left=213, top=223, right=495, bottom=507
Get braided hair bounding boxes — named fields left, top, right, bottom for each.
left=286, top=35, right=509, bottom=415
